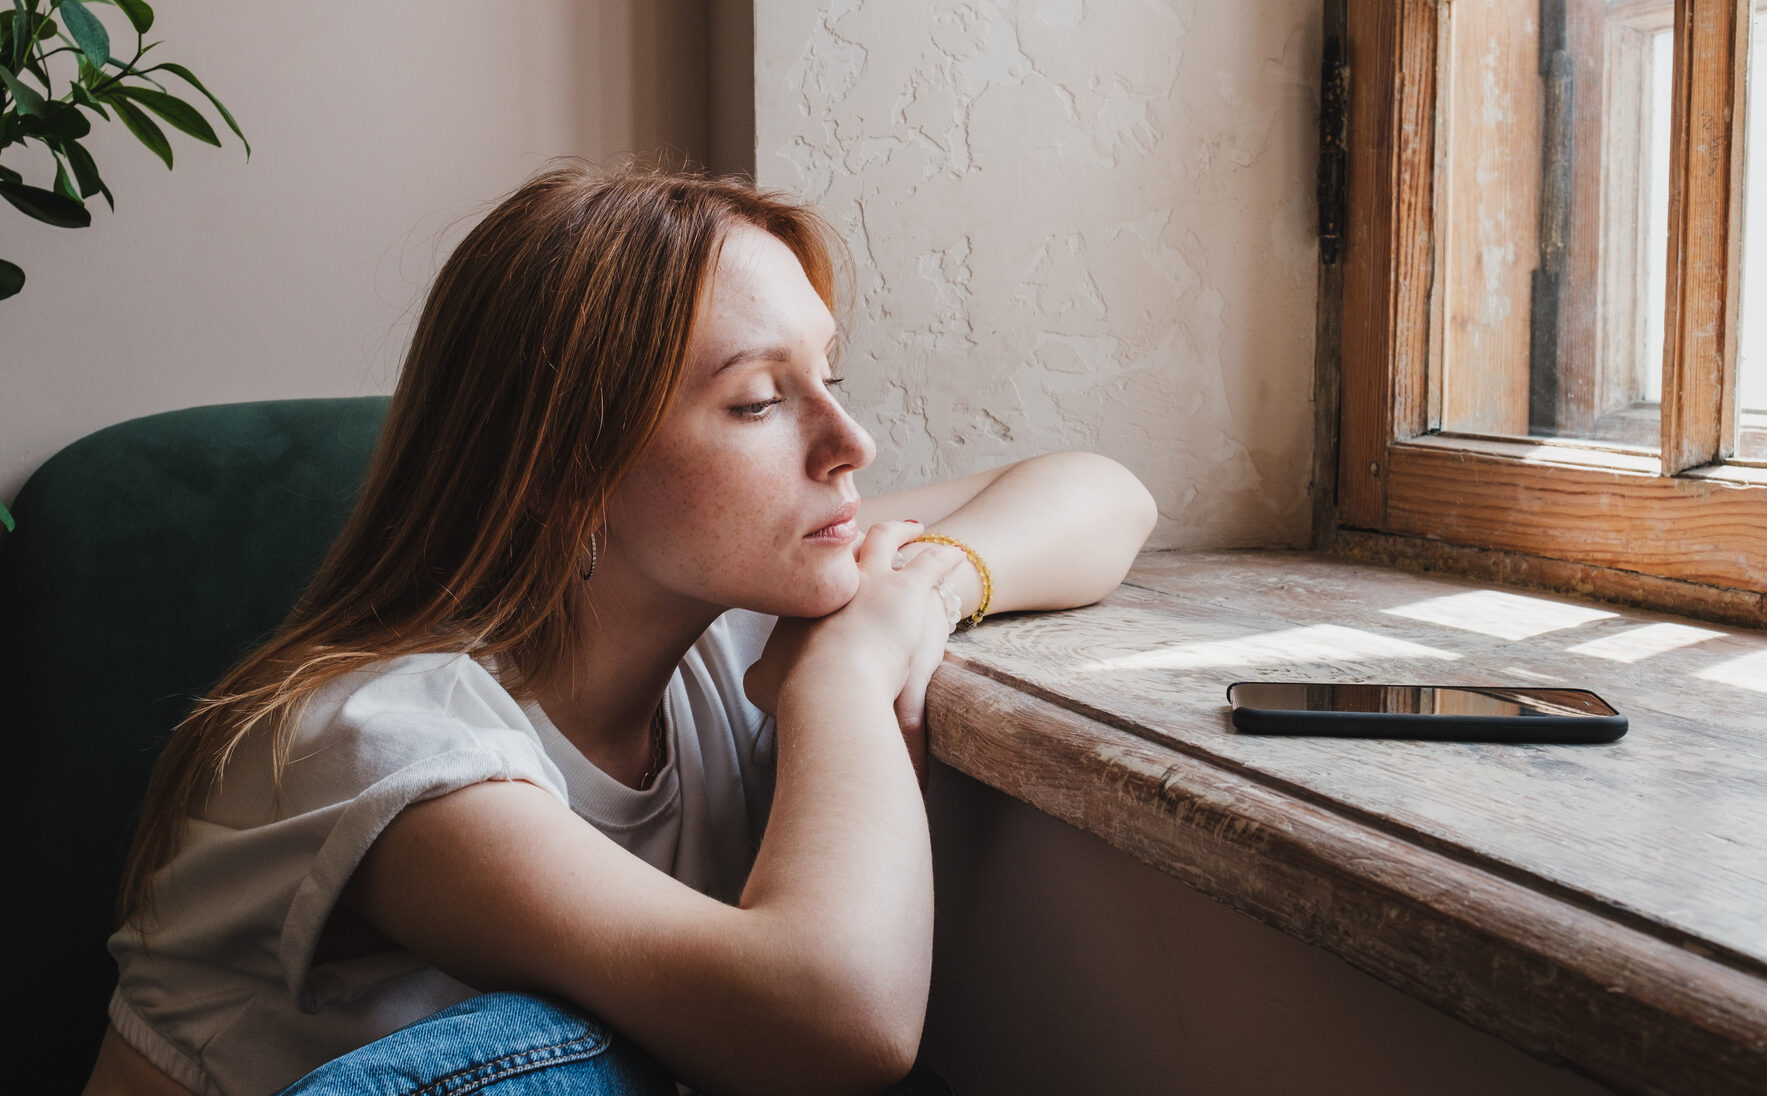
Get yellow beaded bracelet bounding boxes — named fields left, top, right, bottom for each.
left=913, top=532, right=993, bottom=629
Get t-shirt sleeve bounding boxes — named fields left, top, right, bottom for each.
left=260, top=656, right=568, bottom=1010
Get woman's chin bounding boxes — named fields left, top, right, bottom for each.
left=751, top=562, right=859, bottom=619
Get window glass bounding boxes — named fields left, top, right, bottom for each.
left=1738, top=11, right=1767, bottom=459
left=1438, top=0, right=1670, bottom=451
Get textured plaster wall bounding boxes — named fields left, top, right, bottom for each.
left=754, top=0, right=1322, bottom=547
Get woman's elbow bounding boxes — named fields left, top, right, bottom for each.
left=722, top=920, right=924, bottom=1095
left=1050, top=451, right=1158, bottom=586
left=1113, top=457, right=1159, bottom=544
left=762, top=982, right=921, bottom=1095
left=826, top=1010, right=922, bottom=1096
left=814, top=951, right=927, bottom=1091
left=1043, top=451, right=1157, bottom=541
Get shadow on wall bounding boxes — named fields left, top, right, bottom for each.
left=576, top=0, right=755, bottom=177
left=920, top=766, right=1612, bottom=1096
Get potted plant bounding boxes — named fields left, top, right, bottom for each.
left=0, top=0, right=247, bottom=301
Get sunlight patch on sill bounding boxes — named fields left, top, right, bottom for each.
left=1077, top=624, right=1461, bottom=672
left=1566, top=623, right=1728, bottom=663
left=1381, top=590, right=1616, bottom=640
left=1694, top=651, right=1767, bottom=693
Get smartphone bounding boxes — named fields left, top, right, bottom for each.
left=1225, top=681, right=1628, bottom=743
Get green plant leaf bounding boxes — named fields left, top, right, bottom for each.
left=0, top=163, right=20, bottom=184
left=51, top=157, right=74, bottom=198
left=153, top=61, right=245, bottom=155
left=0, top=258, right=22, bottom=301
left=115, top=84, right=217, bottom=145
left=0, top=497, right=16, bottom=529
left=61, top=136, right=111, bottom=206
left=6, top=1, right=27, bottom=71
left=0, top=63, right=46, bottom=115
left=92, top=0, right=151, bottom=35
left=69, top=79, right=109, bottom=117
left=59, top=0, right=108, bottom=67
left=0, top=178, right=91, bottom=226
left=104, top=91, right=170, bottom=166
left=23, top=100, right=92, bottom=139
left=122, top=0, right=154, bottom=35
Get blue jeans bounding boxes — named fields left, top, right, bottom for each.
left=275, top=992, right=953, bottom=1095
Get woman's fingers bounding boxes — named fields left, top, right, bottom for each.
left=892, top=590, right=951, bottom=788
left=858, top=521, right=966, bottom=593
left=856, top=520, right=927, bottom=570
left=899, top=541, right=963, bottom=579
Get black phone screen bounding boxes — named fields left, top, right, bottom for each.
left=1224, top=682, right=1627, bottom=742
left=1227, top=682, right=1619, bottom=717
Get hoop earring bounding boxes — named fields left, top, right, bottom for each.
left=579, top=529, right=600, bottom=582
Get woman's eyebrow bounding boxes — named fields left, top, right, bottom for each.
left=714, top=335, right=839, bottom=375
left=715, top=345, right=792, bottom=375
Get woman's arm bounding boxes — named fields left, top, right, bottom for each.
left=857, top=451, right=1158, bottom=623
left=346, top=523, right=961, bottom=1096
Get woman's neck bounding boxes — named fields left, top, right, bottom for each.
left=530, top=567, right=723, bottom=787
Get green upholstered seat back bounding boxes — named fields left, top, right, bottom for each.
left=0, top=396, right=389, bottom=1075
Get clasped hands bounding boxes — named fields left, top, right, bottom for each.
left=743, top=521, right=968, bottom=785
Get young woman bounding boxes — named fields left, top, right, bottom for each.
left=82, top=164, right=1156, bottom=1096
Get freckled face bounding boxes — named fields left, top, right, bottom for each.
left=601, top=225, right=877, bottom=618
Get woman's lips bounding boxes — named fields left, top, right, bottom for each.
left=806, top=499, right=861, bottom=542
left=807, top=519, right=857, bottom=543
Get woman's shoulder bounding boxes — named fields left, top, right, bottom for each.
left=234, top=652, right=558, bottom=818
left=293, top=652, right=540, bottom=758
left=308, top=651, right=509, bottom=721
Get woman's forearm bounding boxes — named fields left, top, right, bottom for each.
left=736, top=652, right=933, bottom=1084
left=905, top=451, right=1157, bottom=620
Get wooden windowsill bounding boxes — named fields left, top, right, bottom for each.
left=925, top=549, right=1767, bottom=1095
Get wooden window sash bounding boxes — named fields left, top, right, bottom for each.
left=1338, top=0, right=1437, bottom=529
left=1334, top=0, right=1767, bottom=616
left=1662, top=0, right=1748, bottom=470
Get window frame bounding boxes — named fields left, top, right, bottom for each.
left=1328, top=0, right=1766, bottom=626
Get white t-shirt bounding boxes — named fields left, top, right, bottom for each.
left=107, top=610, right=778, bottom=1096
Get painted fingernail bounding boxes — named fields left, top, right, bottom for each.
left=906, top=518, right=921, bottom=524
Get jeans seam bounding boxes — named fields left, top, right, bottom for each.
left=410, top=1025, right=611, bottom=1096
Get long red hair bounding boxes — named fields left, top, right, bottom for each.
left=118, top=162, right=846, bottom=924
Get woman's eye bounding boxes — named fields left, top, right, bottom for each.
left=732, top=396, right=784, bottom=420
left=823, top=375, right=846, bottom=396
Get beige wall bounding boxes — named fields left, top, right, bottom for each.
left=2, top=0, right=735, bottom=505
left=753, top=0, right=1322, bottom=549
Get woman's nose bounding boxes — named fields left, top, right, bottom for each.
left=808, top=393, right=876, bottom=480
